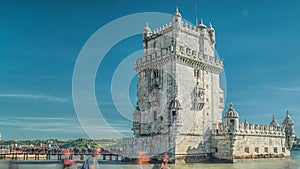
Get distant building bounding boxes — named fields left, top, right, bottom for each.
left=122, top=8, right=295, bottom=163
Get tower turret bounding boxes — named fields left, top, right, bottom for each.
left=270, top=115, right=279, bottom=127
left=208, top=22, right=216, bottom=46
left=197, top=18, right=207, bottom=29
left=224, top=103, right=239, bottom=134
left=172, top=7, right=182, bottom=27
left=282, top=111, right=295, bottom=149
left=143, top=22, right=152, bottom=39
left=142, top=22, right=152, bottom=55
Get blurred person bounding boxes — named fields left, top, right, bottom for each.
left=63, top=159, right=76, bottom=169
left=160, top=153, right=169, bottom=169
left=80, top=148, right=100, bottom=169
left=63, top=148, right=79, bottom=169
left=137, top=151, right=150, bottom=169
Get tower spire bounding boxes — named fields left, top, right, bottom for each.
left=198, top=18, right=207, bottom=29
left=174, top=7, right=182, bottom=17
left=143, top=22, right=152, bottom=40
left=270, top=114, right=279, bottom=127
left=172, top=7, right=182, bottom=27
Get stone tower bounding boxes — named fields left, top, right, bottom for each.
left=123, top=8, right=296, bottom=163
left=131, top=7, right=224, bottom=160
left=282, top=111, right=295, bottom=149
left=224, top=103, right=239, bottom=134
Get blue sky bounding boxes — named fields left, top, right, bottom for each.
left=0, top=0, right=300, bottom=140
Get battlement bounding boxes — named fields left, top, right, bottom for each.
left=134, top=47, right=171, bottom=71
left=212, top=122, right=286, bottom=137
left=146, top=20, right=212, bottom=40
left=176, top=45, right=223, bottom=66
left=181, top=21, right=211, bottom=36
left=135, top=47, right=223, bottom=72
left=152, top=22, right=172, bottom=35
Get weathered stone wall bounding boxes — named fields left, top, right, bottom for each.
left=174, top=61, right=223, bottom=156
left=211, top=134, right=233, bottom=161
left=211, top=122, right=290, bottom=162
left=122, top=134, right=174, bottom=159
left=233, top=135, right=288, bottom=159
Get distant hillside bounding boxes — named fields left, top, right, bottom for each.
left=0, top=138, right=122, bottom=149
left=93, top=138, right=122, bottom=148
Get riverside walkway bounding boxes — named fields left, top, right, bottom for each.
left=0, top=150, right=121, bottom=161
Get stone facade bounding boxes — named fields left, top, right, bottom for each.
left=211, top=103, right=295, bottom=162
left=122, top=8, right=295, bottom=163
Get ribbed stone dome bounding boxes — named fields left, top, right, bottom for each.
left=224, top=103, right=239, bottom=118
left=283, top=111, right=294, bottom=126
left=198, top=18, right=207, bottom=29
left=173, top=7, right=182, bottom=17
left=270, top=115, right=279, bottom=127
left=143, top=22, right=151, bottom=33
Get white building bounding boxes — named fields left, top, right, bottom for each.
left=122, top=8, right=295, bottom=163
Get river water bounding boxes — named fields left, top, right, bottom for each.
left=1, top=151, right=300, bottom=169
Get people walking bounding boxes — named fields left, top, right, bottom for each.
left=80, top=148, right=100, bottom=169
left=160, top=153, right=169, bottom=169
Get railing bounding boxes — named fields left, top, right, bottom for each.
left=0, top=152, right=121, bottom=161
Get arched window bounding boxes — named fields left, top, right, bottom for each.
left=153, top=69, right=158, bottom=78
left=153, top=111, right=157, bottom=121
left=230, top=119, right=235, bottom=125
left=194, top=69, right=200, bottom=78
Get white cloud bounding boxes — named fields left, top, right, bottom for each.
left=0, top=116, right=82, bottom=133
left=0, top=93, right=68, bottom=102
left=264, top=87, right=300, bottom=92
left=0, top=116, right=131, bottom=136
left=10, top=117, right=74, bottom=121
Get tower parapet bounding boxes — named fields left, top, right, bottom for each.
left=139, top=7, right=220, bottom=74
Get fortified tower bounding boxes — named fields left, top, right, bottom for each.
left=125, top=7, right=224, bottom=161
left=122, top=8, right=295, bottom=163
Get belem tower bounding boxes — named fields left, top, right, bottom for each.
left=122, top=8, right=295, bottom=163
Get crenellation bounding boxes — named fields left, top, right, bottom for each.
left=181, top=21, right=207, bottom=36
left=149, top=24, right=172, bottom=36
left=135, top=45, right=223, bottom=73
left=183, top=22, right=188, bottom=28
left=230, top=122, right=286, bottom=137
left=135, top=46, right=223, bottom=68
